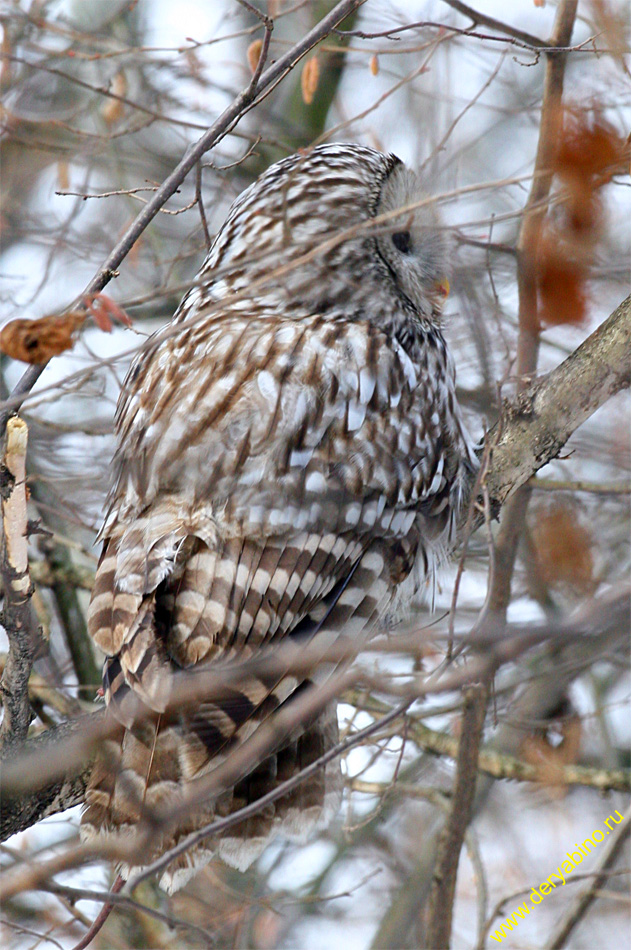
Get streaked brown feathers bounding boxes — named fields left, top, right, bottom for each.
left=81, top=144, right=477, bottom=892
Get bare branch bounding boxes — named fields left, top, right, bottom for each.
left=483, top=293, right=631, bottom=513
left=480, top=0, right=579, bottom=628
left=441, top=0, right=551, bottom=51
left=426, top=681, right=490, bottom=949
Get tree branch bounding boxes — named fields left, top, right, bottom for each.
left=0, top=0, right=366, bottom=434
left=481, top=0, right=579, bottom=628
left=483, top=292, right=631, bottom=513
left=426, top=680, right=490, bottom=949
left=350, top=695, right=631, bottom=793
left=370, top=585, right=629, bottom=950
left=441, top=0, right=551, bottom=50
left=0, top=416, right=44, bottom=751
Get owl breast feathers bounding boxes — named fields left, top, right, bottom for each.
left=81, top=143, right=477, bottom=892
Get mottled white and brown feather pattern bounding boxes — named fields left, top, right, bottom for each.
left=81, top=143, right=477, bottom=892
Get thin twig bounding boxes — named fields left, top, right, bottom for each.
left=69, top=874, right=124, bottom=950
left=441, top=0, right=550, bottom=50
left=479, top=868, right=631, bottom=950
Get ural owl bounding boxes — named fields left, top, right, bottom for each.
left=81, top=143, right=477, bottom=892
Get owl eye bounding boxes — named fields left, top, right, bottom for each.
left=391, top=230, right=411, bottom=254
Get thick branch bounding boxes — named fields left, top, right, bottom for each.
left=483, top=293, right=631, bottom=513
left=0, top=417, right=44, bottom=751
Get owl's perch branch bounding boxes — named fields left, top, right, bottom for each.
left=0, top=586, right=623, bottom=809
left=481, top=291, right=631, bottom=515
left=0, top=417, right=45, bottom=752
left=0, top=0, right=366, bottom=433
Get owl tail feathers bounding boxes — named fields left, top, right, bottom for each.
left=80, top=713, right=198, bottom=882
left=81, top=705, right=342, bottom=893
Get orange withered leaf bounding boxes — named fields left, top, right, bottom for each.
left=521, top=706, right=581, bottom=796
left=535, top=226, right=588, bottom=327
left=102, top=72, right=127, bottom=126
left=0, top=312, right=84, bottom=364
left=531, top=501, right=595, bottom=592
left=57, top=160, right=69, bottom=192
left=82, top=293, right=132, bottom=332
left=301, top=56, right=320, bottom=106
left=247, top=39, right=263, bottom=75
left=370, top=54, right=379, bottom=76
left=555, top=108, right=628, bottom=189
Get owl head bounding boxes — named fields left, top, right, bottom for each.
left=196, top=143, right=451, bottom=330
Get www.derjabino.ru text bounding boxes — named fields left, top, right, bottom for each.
left=490, top=810, right=626, bottom=943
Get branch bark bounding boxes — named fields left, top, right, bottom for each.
left=426, top=681, right=490, bottom=949
left=0, top=416, right=44, bottom=751
left=483, top=292, right=631, bottom=513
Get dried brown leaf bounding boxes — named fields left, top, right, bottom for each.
left=247, top=39, right=263, bottom=75
left=102, top=72, right=127, bottom=126
left=370, top=54, right=379, bottom=76
left=531, top=502, right=595, bottom=592
left=83, top=293, right=133, bottom=332
left=0, top=312, right=84, bottom=364
left=301, top=56, right=320, bottom=106
left=535, top=226, right=589, bottom=327
left=555, top=107, right=628, bottom=190
left=521, top=704, right=582, bottom=798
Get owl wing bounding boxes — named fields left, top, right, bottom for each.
left=82, top=310, right=457, bottom=885
left=91, top=308, right=453, bottom=678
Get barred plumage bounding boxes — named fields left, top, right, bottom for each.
left=81, top=143, right=477, bottom=892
